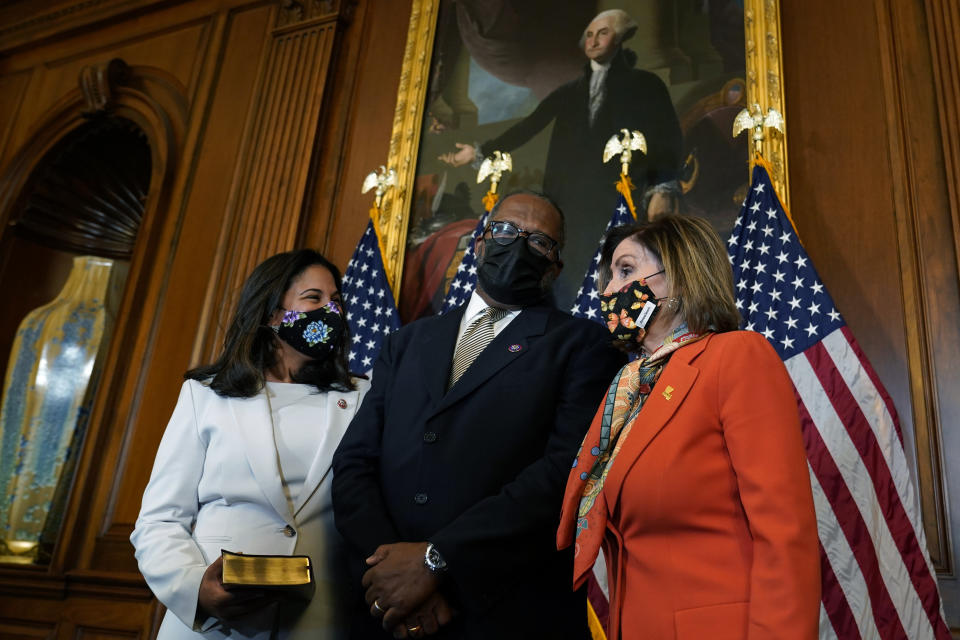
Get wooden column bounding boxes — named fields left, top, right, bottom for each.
left=195, top=0, right=345, bottom=363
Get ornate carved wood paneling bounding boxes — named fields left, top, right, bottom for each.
left=0, top=1, right=281, bottom=637
left=194, top=1, right=344, bottom=363
left=0, top=618, right=55, bottom=639
left=306, top=0, right=410, bottom=274
left=917, top=0, right=960, bottom=621
left=10, top=116, right=150, bottom=258
left=924, top=0, right=960, bottom=275
left=0, top=70, right=32, bottom=165
left=0, top=0, right=164, bottom=53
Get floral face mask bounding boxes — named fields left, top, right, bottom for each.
left=270, top=300, right=345, bottom=360
left=599, top=279, right=662, bottom=345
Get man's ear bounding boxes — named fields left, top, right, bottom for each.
left=474, top=234, right=485, bottom=260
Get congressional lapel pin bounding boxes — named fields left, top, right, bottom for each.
left=337, top=399, right=347, bottom=409
left=508, top=344, right=522, bottom=352
left=662, top=385, right=674, bottom=401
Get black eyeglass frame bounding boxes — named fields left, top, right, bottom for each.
left=640, top=269, right=665, bottom=282
left=483, top=220, right=560, bottom=258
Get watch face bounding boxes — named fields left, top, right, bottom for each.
left=426, top=545, right=446, bottom=571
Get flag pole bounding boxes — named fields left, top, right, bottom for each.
left=615, top=173, right=638, bottom=220
left=603, top=129, right=645, bottom=221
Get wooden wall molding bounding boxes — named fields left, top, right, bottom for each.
left=79, top=57, right=131, bottom=114
left=924, top=0, right=960, bottom=275
left=276, top=0, right=342, bottom=29
left=0, top=0, right=173, bottom=54
left=193, top=3, right=343, bottom=363
left=873, top=0, right=955, bottom=577
left=300, top=0, right=409, bottom=274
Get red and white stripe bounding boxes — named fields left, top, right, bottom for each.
left=786, top=327, right=949, bottom=640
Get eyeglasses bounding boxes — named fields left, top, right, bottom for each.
left=640, top=269, right=665, bottom=283
left=484, top=220, right=560, bottom=258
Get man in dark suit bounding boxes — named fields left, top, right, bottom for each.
left=440, top=10, right=682, bottom=309
left=332, top=191, right=626, bottom=639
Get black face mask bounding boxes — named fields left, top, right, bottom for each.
left=599, top=279, right=662, bottom=345
left=476, top=239, right=554, bottom=306
left=270, top=301, right=345, bottom=360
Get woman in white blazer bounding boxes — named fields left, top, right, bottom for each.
left=131, top=249, right=370, bottom=640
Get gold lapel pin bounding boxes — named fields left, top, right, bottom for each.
left=662, top=385, right=674, bottom=401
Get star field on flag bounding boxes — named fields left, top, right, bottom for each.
left=440, top=211, right=489, bottom=313
left=727, top=172, right=844, bottom=355
left=341, top=220, right=401, bottom=373
left=570, top=193, right=635, bottom=324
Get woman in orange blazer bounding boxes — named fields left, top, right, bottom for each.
left=558, top=215, right=820, bottom=640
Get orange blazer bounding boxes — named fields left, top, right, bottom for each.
left=559, top=331, right=820, bottom=640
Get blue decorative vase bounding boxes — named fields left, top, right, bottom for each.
left=0, top=256, right=113, bottom=562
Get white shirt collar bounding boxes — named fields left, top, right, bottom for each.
left=459, top=290, right=522, bottom=336
left=590, top=59, right=611, bottom=73
left=463, top=290, right=491, bottom=324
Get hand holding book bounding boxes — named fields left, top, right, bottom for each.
left=196, top=555, right=276, bottom=624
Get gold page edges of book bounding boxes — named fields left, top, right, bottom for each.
left=221, top=549, right=315, bottom=600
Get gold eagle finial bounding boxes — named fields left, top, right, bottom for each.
left=361, top=165, right=397, bottom=209
left=476, top=151, right=513, bottom=195
left=733, top=103, right=785, bottom=153
left=603, top=129, right=647, bottom=176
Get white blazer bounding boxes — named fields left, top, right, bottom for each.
left=131, top=377, right=370, bottom=640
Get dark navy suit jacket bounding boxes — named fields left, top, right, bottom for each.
left=332, top=303, right=625, bottom=639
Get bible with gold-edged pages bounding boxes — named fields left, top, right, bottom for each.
left=220, top=549, right=315, bottom=600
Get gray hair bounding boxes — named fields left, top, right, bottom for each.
left=579, top=9, right=638, bottom=48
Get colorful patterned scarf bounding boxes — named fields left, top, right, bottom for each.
left=563, top=323, right=705, bottom=587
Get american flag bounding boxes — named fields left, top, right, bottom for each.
left=730, top=163, right=950, bottom=640
left=439, top=211, right=490, bottom=312
left=341, top=220, right=401, bottom=373
left=570, top=194, right=636, bottom=324
left=570, top=191, right=637, bottom=640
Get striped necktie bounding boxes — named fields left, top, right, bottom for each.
left=448, top=307, right=508, bottom=389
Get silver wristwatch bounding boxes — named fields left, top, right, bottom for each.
left=424, top=542, right=448, bottom=573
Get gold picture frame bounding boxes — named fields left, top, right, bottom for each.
left=378, top=0, right=789, bottom=296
